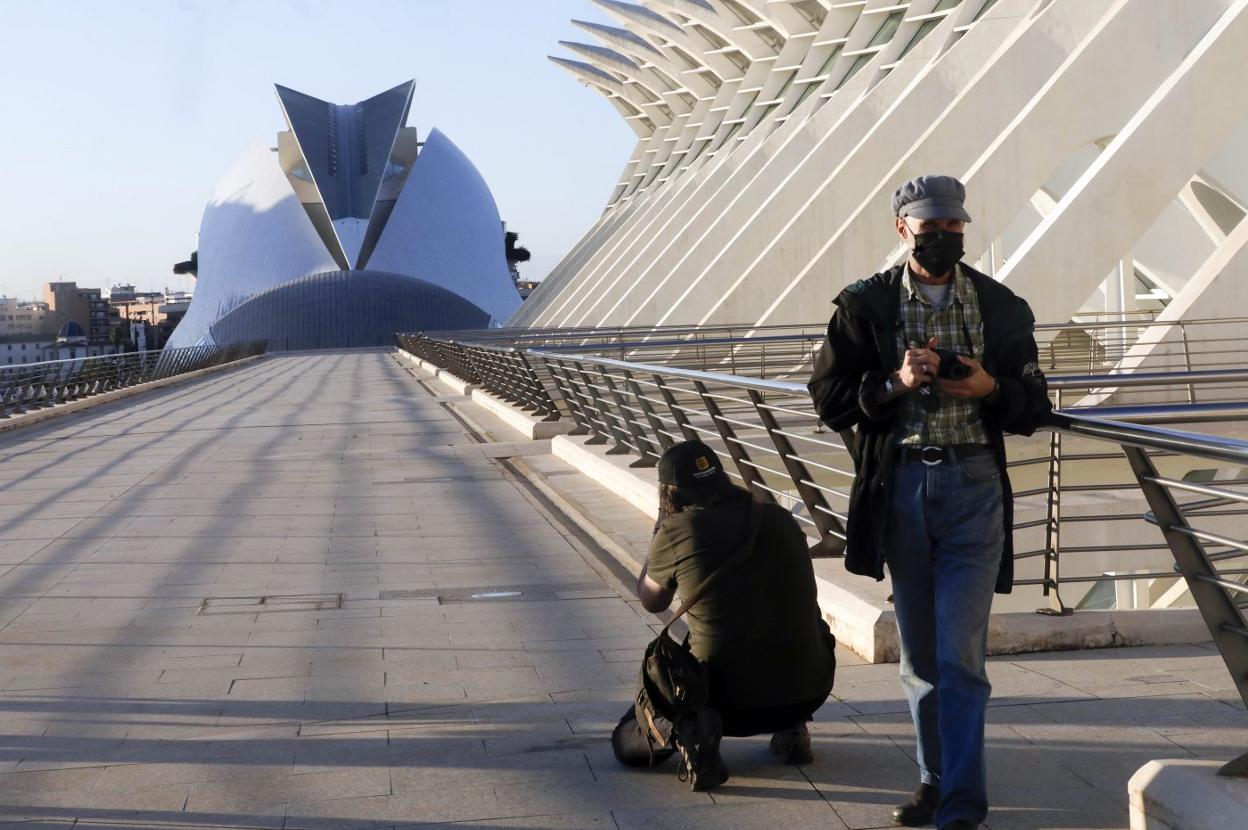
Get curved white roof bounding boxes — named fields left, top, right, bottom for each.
left=169, top=85, right=519, bottom=349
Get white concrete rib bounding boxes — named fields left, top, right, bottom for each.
left=523, top=0, right=1248, bottom=341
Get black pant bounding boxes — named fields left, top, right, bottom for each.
left=611, top=692, right=830, bottom=767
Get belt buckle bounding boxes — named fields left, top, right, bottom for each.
left=920, top=446, right=944, bottom=466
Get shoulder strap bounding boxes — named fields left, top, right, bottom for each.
left=660, top=500, right=765, bottom=637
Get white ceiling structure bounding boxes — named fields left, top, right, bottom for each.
left=515, top=0, right=1248, bottom=358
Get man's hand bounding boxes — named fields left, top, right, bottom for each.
left=897, top=336, right=940, bottom=390
left=939, top=355, right=997, bottom=399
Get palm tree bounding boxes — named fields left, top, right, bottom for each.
left=173, top=251, right=198, bottom=277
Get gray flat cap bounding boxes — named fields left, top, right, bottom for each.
left=892, top=174, right=972, bottom=222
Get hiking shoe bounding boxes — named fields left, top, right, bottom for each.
left=769, top=722, right=813, bottom=764
left=675, top=709, right=728, bottom=791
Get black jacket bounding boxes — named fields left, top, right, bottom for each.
left=807, top=263, right=1051, bottom=593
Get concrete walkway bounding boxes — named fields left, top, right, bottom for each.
left=0, top=350, right=1244, bottom=830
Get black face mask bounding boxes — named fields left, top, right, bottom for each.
left=909, top=229, right=964, bottom=277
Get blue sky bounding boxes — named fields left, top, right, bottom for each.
left=0, top=0, right=636, bottom=299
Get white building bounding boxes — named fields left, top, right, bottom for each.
left=2, top=320, right=119, bottom=365
left=517, top=0, right=1248, bottom=366
left=168, top=81, right=521, bottom=350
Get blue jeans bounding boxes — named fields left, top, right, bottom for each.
left=886, top=449, right=1004, bottom=828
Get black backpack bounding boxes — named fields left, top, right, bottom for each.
left=634, top=501, right=764, bottom=754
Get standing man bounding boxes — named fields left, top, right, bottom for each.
left=807, top=176, right=1050, bottom=830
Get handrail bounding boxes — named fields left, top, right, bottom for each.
left=407, top=314, right=1248, bottom=342
left=1046, top=411, right=1248, bottom=463
left=526, top=349, right=808, bottom=395
left=528, top=332, right=821, bottom=352
left=526, top=349, right=1248, bottom=411
left=1062, top=402, right=1248, bottom=424
left=0, top=341, right=269, bottom=419
left=1033, top=315, right=1248, bottom=333
left=0, top=347, right=165, bottom=370
left=1048, top=368, right=1248, bottom=389
left=413, top=316, right=1248, bottom=397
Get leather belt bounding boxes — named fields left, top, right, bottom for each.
left=897, top=444, right=992, bottom=466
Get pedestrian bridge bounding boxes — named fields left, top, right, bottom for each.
left=1, top=348, right=1246, bottom=828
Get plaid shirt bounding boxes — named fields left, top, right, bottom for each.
left=895, top=264, right=989, bottom=446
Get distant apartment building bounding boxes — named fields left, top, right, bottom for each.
left=43, top=281, right=111, bottom=341
left=0, top=283, right=125, bottom=365
left=0, top=297, right=49, bottom=337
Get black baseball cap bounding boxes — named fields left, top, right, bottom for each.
left=657, top=440, right=726, bottom=490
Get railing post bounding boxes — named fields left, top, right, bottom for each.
left=544, top=359, right=592, bottom=437
left=462, top=347, right=494, bottom=396
left=655, top=375, right=699, bottom=442
left=516, top=351, right=560, bottom=422
left=623, top=369, right=673, bottom=453
left=581, top=364, right=633, bottom=455
left=1120, top=444, right=1248, bottom=777
left=1179, top=322, right=1196, bottom=404
left=572, top=361, right=614, bottom=446
left=1038, top=418, right=1072, bottom=616
left=748, top=389, right=843, bottom=556
left=600, top=369, right=659, bottom=467
left=693, top=379, right=771, bottom=501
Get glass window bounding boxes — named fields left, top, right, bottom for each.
left=772, top=70, right=797, bottom=101
left=838, top=53, right=872, bottom=88
left=816, top=45, right=843, bottom=77
left=795, top=80, right=823, bottom=108
left=867, top=12, right=905, bottom=48
left=714, top=121, right=744, bottom=151
left=900, top=19, right=940, bottom=59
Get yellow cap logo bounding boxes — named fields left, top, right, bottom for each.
left=695, top=456, right=711, bottom=471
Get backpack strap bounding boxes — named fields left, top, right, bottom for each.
left=659, top=500, right=764, bottom=638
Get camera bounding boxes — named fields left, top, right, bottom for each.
left=934, top=348, right=972, bottom=380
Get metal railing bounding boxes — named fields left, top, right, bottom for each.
left=401, top=334, right=1248, bottom=773
left=0, top=341, right=268, bottom=419
left=396, top=336, right=1248, bottom=583
left=399, top=315, right=1248, bottom=397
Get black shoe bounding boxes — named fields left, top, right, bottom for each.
left=892, top=783, right=939, bottom=826
left=675, top=709, right=728, bottom=792
left=939, top=822, right=978, bottom=830
left=769, top=722, right=814, bottom=764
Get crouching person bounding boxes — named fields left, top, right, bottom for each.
left=611, top=440, right=837, bottom=791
